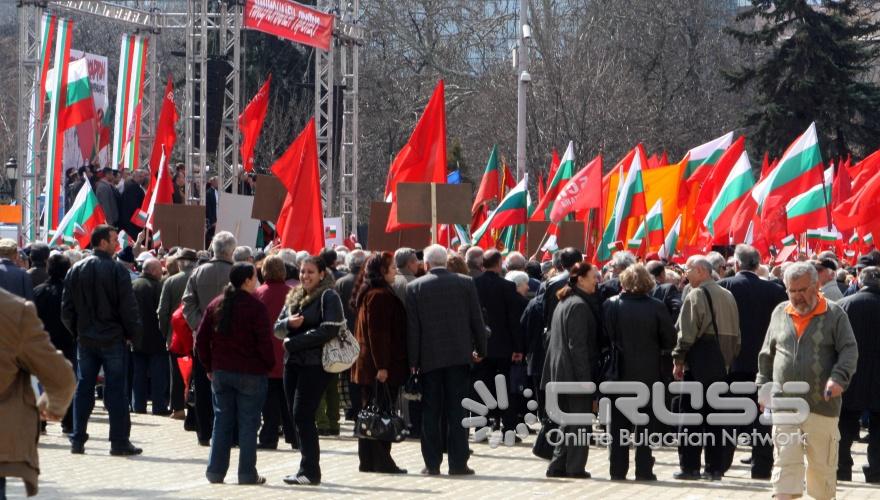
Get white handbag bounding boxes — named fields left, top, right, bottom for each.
left=320, top=290, right=360, bottom=373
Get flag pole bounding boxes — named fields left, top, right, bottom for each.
left=430, top=182, right=438, bottom=245
left=530, top=223, right=552, bottom=261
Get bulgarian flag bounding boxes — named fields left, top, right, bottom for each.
left=47, top=58, right=96, bottom=128
left=678, top=131, right=734, bottom=206
left=785, top=166, right=833, bottom=235
left=472, top=175, right=529, bottom=244
left=598, top=151, right=647, bottom=261
left=781, top=234, right=797, bottom=247
left=48, top=179, right=106, bottom=248
left=629, top=198, right=664, bottom=251
left=865, top=233, right=874, bottom=247
left=43, top=17, right=73, bottom=237
left=703, top=150, right=755, bottom=239
left=472, top=145, right=502, bottom=212
left=530, top=141, right=576, bottom=221
left=849, top=231, right=859, bottom=246
left=643, top=197, right=665, bottom=248
left=752, top=123, right=824, bottom=220
left=112, top=34, right=149, bottom=170
left=658, top=214, right=682, bottom=261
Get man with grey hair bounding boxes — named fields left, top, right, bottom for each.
left=599, top=250, right=636, bottom=302
left=717, top=244, right=787, bottom=478
left=131, top=258, right=169, bottom=415
left=406, top=244, right=487, bottom=476
left=465, top=246, right=484, bottom=279
left=706, top=251, right=728, bottom=278
left=392, top=247, right=420, bottom=302
left=157, top=248, right=199, bottom=420
left=182, top=231, right=237, bottom=445
left=672, top=255, right=740, bottom=481
left=232, top=246, right=254, bottom=263
left=837, top=266, right=880, bottom=483
left=757, top=261, right=858, bottom=499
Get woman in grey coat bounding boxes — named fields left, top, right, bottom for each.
left=541, top=262, right=600, bottom=479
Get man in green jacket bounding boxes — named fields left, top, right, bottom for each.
left=757, top=261, right=858, bottom=500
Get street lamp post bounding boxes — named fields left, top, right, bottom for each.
left=516, top=0, right=530, bottom=182
left=2, top=157, right=16, bottom=203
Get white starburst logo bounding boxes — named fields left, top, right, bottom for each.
left=460, top=374, right=539, bottom=448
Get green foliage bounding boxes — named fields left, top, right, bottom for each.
left=725, top=0, right=880, bottom=159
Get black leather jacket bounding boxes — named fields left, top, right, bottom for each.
left=274, top=288, right=345, bottom=367
left=61, top=250, right=142, bottom=348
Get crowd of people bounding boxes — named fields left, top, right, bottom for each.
left=0, top=227, right=878, bottom=499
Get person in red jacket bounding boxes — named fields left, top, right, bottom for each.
left=351, top=252, right=408, bottom=474
left=196, top=263, right=275, bottom=485
left=253, top=255, right=295, bottom=450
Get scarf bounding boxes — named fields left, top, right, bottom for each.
left=285, top=272, right=335, bottom=313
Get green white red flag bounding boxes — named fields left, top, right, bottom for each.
left=472, top=175, right=529, bottom=244
left=531, top=141, right=576, bottom=221
left=48, top=178, right=106, bottom=248
left=785, top=166, right=832, bottom=235
left=658, top=214, right=682, bottom=261
left=43, top=17, right=73, bottom=238
left=703, top=150, right=755, bottom=239
left=678, top=131, right=734, bottom=206
left=752, top=123, right=824, bottom=218
left=112, top=34, right=149, bottom=170
left=598, top=147, right=647, bottom=261
left=472, top=145, right=502, bottom=212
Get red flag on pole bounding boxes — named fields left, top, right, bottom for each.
left=239, top=75, right=271, bottom=172
left=272, top=118, right=325, bottom=253
left=384, top=80, right=447, bottom=232
left=549, top=155, right=602, bottom=223
left=149, top=77, right=178, bottom=179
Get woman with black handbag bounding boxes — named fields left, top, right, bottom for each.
left=603, top=264, right=676, bottom=481
left=275, top=256, right=345, bottom=486
left=541, top=262, right=600, bottom=479
left=351, top=252, right=409, bottom=474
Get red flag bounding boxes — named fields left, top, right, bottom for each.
left=272, top=118, right=325, bottom=253
left=646, top=154, right=660, bottom=169
left=548, top=149, right=561, bottom=183
left=385, top=81, right=447, bottom=232
left=239, top=75, right=271, bottom=172
left=132, top=146, right=174, bottom=229
left=537, top=173, right=546, bottom=201
left=833, top=167, right=880, bottom=231
left=501, top=159, right=516, bottom=196
left=149, top=77, right=178, bottom=178
left=549, top=155, right=602, bottom=223
left=659, top=151, right=669, bottom=166
left=471, top=205, right=493, bottom=249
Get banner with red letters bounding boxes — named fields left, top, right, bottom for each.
left=244, top=0, right=334, bottom=51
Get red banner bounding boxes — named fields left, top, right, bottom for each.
left=244, top=0, right=334, bottom=51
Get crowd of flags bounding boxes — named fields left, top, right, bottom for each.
left=34, top=13, right=879, bottom=264
left=382, top=80, right=880, bottom=265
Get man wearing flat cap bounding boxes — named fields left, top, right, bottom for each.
left=813, top=259, right=844, bottom=302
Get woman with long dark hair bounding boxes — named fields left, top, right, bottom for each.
left=195, top=263, right=275, bottom=485
left=541, top=261, right=600, bottom=479
left=275, top=256, right=345, bottom=486
left=351, top=252, right=408, bottom=474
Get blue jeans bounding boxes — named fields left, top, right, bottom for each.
left=131, top=352, right=170, bottom=414
left=206, top=370, right=267, bottom=484
left=71, top=341, right=131, bottom=447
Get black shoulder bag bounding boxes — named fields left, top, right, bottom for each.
left=355, top=382, right=409, bottom=443
left=684, top=287, right=727, bottom=385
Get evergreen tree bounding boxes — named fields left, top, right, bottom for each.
left=725, top=0, right=880, bottom=159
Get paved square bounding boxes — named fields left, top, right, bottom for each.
left=7, top=408, right=879, bottom=499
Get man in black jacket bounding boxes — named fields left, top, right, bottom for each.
left=474, top=249, right=524, bottom=433
left=716, top=244, right=787, bottom=479
left=647, top=260, right=682, bottom=321
left=838, top=266, right=880, bottom=483
left=62, top=225, right=143, bottom=456
left=118, top=169, right=147, bottom=237
left=407, top=244, right=487, bottom=476
left=131, top=258, right=169, bottom=415
left=335, top=249, right=366, bottom=420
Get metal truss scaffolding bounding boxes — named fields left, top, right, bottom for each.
left=16, top=0, right=360, bottom=244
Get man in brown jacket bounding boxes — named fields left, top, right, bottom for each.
left=0, top=287, right=76, bottom=497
